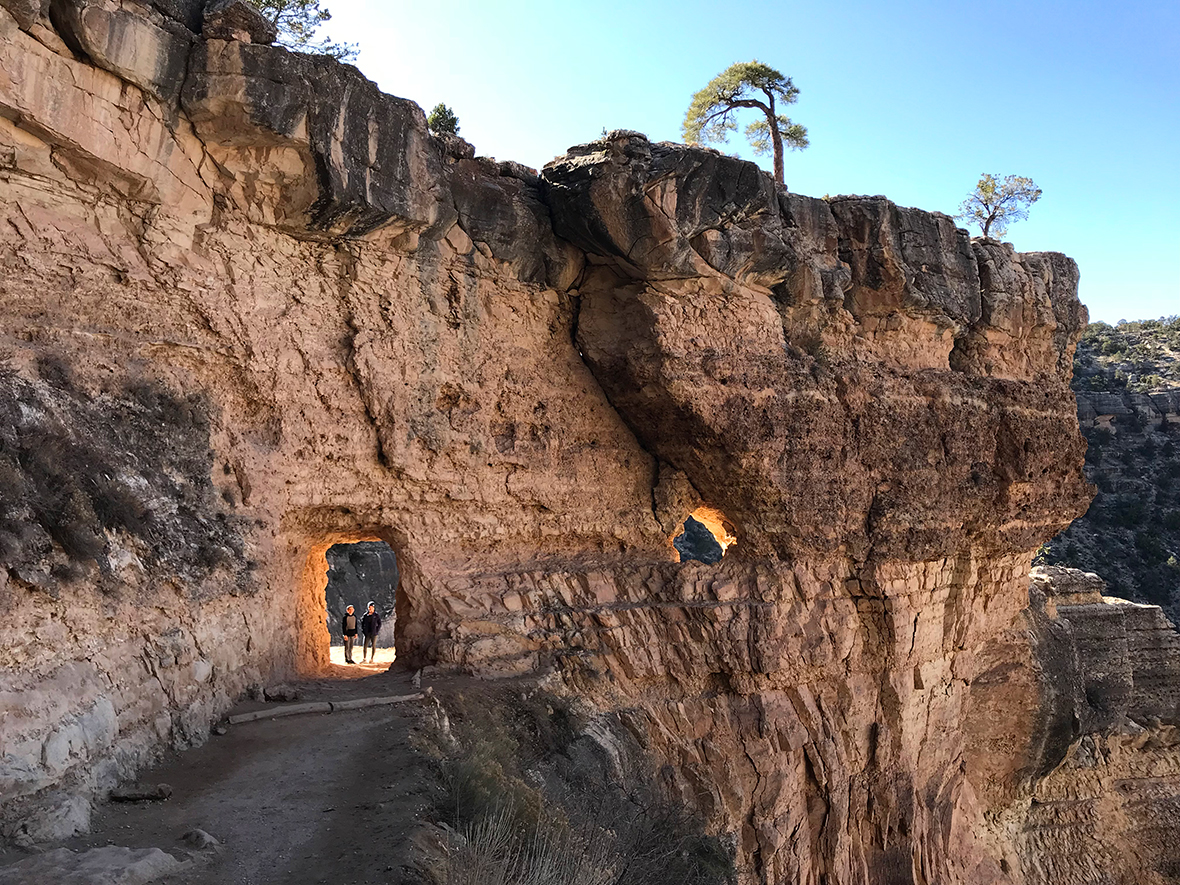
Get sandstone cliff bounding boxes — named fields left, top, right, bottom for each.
left=0, top=2, right=1170, bottom=881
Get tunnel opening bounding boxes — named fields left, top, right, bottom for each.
left=297, top=534, right=406, bottom=676
left=673, top=506, right=738, bottom=564
left=324, top=540, right=399, bottom=668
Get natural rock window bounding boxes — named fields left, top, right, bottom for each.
left=673, top=506, right=737, bottom=564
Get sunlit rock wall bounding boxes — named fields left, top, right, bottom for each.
left=2, top=3, right=1161, bottom=882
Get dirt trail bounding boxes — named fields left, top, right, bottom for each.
left=55, top=661, right=438, bottom=885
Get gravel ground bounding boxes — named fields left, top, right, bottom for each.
left=49, top=665, right=437, bottom=885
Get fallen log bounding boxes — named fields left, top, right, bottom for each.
left=226, top=693, right=422, bottom=725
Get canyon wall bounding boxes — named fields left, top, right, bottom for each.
left=1, top=2, right=1175, bottom=881
left=1046, top=387, right=1180, bottom=621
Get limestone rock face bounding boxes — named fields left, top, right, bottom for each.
left=0, top=7, right=1165, bottom=883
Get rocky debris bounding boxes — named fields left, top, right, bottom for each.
left=0, top=846, right=184, bottom=884
left=179, top=827, right=219, bottom=851
left=262, top=684, right=300, bottom=702
left=109, top=783, right=173, bottom=802
left=200, top=0, right=275, bottom=43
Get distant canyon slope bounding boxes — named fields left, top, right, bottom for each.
left=2, top=2, right=1180, bottom=882
left=1047, top=321, right=1180, bottom=623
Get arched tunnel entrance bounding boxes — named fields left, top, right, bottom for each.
left=296, top=533, right=409, bottom=676
left=324, top=541, right=398, bottom=667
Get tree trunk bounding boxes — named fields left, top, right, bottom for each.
left=767, top=93, right=784, bottom=186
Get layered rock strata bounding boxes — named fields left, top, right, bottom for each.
left=0, top=2, right=1158, bottom=881
left=1014, top=567, right=1180, bottom=884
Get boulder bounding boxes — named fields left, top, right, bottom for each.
left=0, top=846, right=184, bottom=885
left=201, top=0, right=274, bottom=43
left=49, top=0, right=192, bottom=103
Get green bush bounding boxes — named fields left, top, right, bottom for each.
left=1107, top=496, right=1147, bottom=528
left=1135, top=530, right=1169, bottom=564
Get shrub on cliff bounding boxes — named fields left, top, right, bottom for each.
left=246, top=0, right=357, bottom=60
left=956, top=174, right=1041, bottom=239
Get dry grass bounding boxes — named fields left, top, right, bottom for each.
left=418, top=685, right=737, bottom=885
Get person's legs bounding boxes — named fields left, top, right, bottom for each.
left=363, top=635, right=376, bottom=661
left=344, top=634, right=354, bottom=663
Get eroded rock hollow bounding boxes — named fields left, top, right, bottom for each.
left=2, top=2, right=1177, bottom=881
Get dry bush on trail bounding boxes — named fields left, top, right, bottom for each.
left=443, top=807, right=615, bottom=885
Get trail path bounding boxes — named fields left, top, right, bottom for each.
left=56, top=658, right=437, bottom=885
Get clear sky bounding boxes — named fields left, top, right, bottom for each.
left=325, top=0, right=1178, bottom=324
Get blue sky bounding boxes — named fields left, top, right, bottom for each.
left=326, top=0, right=1178, bottom=324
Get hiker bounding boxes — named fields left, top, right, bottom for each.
left=341, top=605, right=359, bottom=664
left=361, top=601, right=382, bottom=662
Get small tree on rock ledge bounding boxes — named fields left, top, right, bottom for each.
left=957, top=173, right=1042, bottom=239
left=682, top=60, right=809, bottom=187
left=246, top=0, right=357, bottom=61
left=427, top=103, right=460, bottom=137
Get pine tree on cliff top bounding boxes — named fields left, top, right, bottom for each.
left=682, top=60, right=809, bottom=187
left=246, top=0, right=357, bottom=61
left=427, top=104, right=460, bottom=137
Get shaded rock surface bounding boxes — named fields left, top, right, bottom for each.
left=0, top=7, right=1163, bottom=883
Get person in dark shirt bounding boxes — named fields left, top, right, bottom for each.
left=361, top=601, right=382, bottom=662
left=341, top=605, right=359, bottom=664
